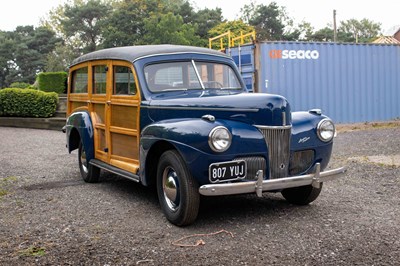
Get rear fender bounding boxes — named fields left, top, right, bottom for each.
left=65, top=111, right=95, bottom=162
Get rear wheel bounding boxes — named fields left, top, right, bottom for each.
left=78, top=141, right=100, bottom=183
left=281, top=184, right=323, bottom=205
left=157, top=150, right=200, bottom=226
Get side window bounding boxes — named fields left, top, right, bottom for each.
left=93, top=65, right=107, bottom=94
left=71, top=67, right=88, bottom=93
left=114, top=66, right=136, bottom=95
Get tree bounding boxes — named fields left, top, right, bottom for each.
left=191, top=8, right=224, bottom=45
left=45, top=0, right=222, bottom=49
left=240, top=1, right=296, bottom=41
left=102, top=0, right=163, bottom=48
left=16, top=26, right=61, bottom=83
left=58, top=0, right=112, bottom=52
left=177, top=0, right=194, bottom=24
left=143, top=12, right=202, bottom=45
left=152, top=0, right=224, bottom=47
left=45, top=42, right=81, bottom=72
left=339, top=18, right=381, bottom=43
left=309, top=27, right=334, bottom=42
left=175, top=2, right=224, bottom=39
left=0, top=26, right=60, bottom=87
left=297, top=21, right=314, bottom=41
left=0, top=31, right=17, bottom=88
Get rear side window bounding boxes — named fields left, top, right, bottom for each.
left=71, top=67, right=88, bottom=93
left=114, top=66, right=136, bottom=95
left=93, top=65, right=107, bottom=94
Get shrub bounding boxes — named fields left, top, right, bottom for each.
left=9, top=82, right=31, bottom=89
left=0, top=88, right=58, bottom=118
left=37, top=72, right=68, bottom=94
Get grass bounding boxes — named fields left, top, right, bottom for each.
left=18, top=246, right=46, bottom=257
left=0, top=189, right=8, bottom=197
left=371, top=122, right=399, bottom=129
left=1, top=176, right=18, bottom=183
left=0, top=176, right=18, bottom=200
left=337, top=121, right=400, bottom=133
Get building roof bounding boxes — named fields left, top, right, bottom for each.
left=372, top=36, right=400, bottom=44
left=71, top=45, right=229, bottom=67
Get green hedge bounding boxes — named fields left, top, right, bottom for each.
left=9, top=82, right=32, bottom=89
left=37, top=72, right=68, bottom=94
left=0, top=88, right=58, bottom=118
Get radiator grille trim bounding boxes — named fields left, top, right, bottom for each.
left=234, top=157, right=266, bottom=181
left=256, top=125, right=291, bottom=179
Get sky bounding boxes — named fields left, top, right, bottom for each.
left=0, top=0, right=399, bottom=35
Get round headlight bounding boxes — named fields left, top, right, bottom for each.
left=208, top=126, right=231, bottom=152
left=317, top=119, right=335, bottom=142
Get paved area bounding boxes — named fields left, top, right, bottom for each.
left=0, top=126, right=399, bottom=265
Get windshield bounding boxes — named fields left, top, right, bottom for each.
left=144, top=60, right=242, bottom=93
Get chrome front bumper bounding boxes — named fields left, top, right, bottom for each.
left=199, top=163, right=346, bottom=197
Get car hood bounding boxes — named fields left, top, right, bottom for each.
left=145, top=92, right=291, bottom=127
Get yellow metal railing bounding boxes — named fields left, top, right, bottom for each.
left=209, top=30, right=256, bottom=50
left=209, top=31, right=231, bottom=51
left=231, top=31, right=256, bottom=47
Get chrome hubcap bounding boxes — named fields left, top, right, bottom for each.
left=80, top=147, right=88, bottom=174
left=162, top=167, right=179, bottom=211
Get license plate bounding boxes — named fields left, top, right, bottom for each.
left=209, top=160, right=247, bottom=183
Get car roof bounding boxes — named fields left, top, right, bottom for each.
left=70, top=45, right=231, bottom=67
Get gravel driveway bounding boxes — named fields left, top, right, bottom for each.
left=0, top=125, right=399, bottom=265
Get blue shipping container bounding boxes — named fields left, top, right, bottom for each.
left=228, top=42, right=400, bottom=123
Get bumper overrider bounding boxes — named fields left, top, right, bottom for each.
left=199, top=163, right=346, bottom=197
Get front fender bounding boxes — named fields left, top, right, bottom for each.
left=291, top=111, right=334, bottom=148
left=291, top=111, right=334, bottom=171
left=140, top=118, right=267, bottom=185
left=65, top=111, right=95, bottom=162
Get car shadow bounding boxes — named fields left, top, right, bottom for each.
left=32, top=171, right=306, bottom=225
left=97, top=172, right=160, bottom=206
left=93, top=171, right=312, bottom=226
left=196, top=193, right=307, bottom=224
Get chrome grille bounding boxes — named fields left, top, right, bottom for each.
left=256, top=125, right=291, bottom=179
left=234, top=157, right=266, bottom=181
left=289, top=150, right=314, bottom=175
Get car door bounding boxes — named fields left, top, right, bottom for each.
left=91, top=60, right=140, bottom=174
left=107, top=61, right=140, bottom=173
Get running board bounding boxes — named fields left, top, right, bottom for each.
left=89, top=159, right=140, bottom=183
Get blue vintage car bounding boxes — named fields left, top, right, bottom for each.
left=64, top=45, right=345, bottom=226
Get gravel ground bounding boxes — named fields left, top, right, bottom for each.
left=0, top=125, right=399, bottom=265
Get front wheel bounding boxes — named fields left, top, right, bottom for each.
left=157, top=150, right=200, bottom=226
left=78, top=141, right=100, bottom=183
left=281, top=184, right=323, bottom=205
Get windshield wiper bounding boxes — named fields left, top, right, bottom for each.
left=221, top=87, right=241, bottom=90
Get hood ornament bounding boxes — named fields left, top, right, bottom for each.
left=309, top=109, right=322, bottom=115
left=202, top=114, right=215, bottom=122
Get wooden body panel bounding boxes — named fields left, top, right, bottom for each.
left=68, top=60, right=140, bottom=174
